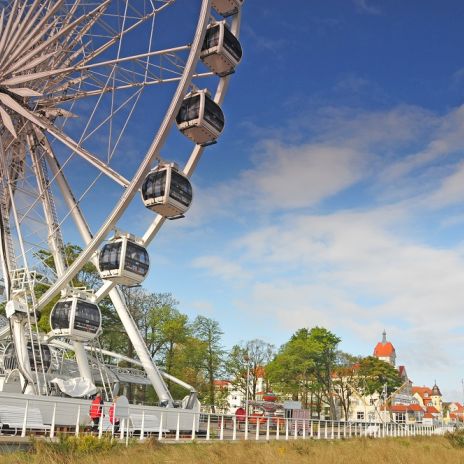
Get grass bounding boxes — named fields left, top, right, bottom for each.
left=1, top=435, right=464, bottom=464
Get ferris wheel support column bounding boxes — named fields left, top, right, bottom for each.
left=29, top=133, right=95, bottom=390
left=41, top=137, right=174, bottom=406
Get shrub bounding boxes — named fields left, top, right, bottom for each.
left=34, top=434, right=121, bottom=456
left=445, top=429, right=464, bottom=448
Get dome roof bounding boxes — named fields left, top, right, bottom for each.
left=373, top=330, right=396, bottom=357
left=374, top=341, right=395, bottom=357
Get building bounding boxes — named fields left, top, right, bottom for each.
left=213, top=369, right=267, bottom=414
left=373, top=330, right=396, bottom=366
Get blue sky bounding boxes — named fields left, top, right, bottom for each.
left=53, top=1, right=464, bottom=401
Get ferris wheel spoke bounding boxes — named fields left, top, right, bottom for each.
left=3, top=2, right=110, bottom=77
left=0, top=93, right=130, bottom=186
left=0, top=1, right=62, bottom=74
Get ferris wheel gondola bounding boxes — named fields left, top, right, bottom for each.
left=141, top=163, right=193, bottom=218
left=99, top=236, right=150, bottom=285
left=201, top=21, right=243, bottom=76
left=2, top=342, right=52, bottom=373
left=176, top=90, right=225, bottom=146
left=212, top=0, right=244, bottom=17
left=49, top=295, right=102, bottom=342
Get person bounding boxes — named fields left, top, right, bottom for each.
left=109, top=398, right=120, bottom=433
left=89, top=393, right=103, bottom=431
left=235, top=406, right=246, bottom=431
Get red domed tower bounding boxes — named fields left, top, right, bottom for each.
left=373, top=330, right=396, bottom=366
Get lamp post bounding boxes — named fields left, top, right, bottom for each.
left=244, top=353, right=250, bottom=431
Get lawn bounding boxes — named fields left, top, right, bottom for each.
left=1, top=436, right=463, bottom=464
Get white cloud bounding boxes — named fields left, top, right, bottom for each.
left=192, top=255, right=251, bottom=282
left=182, top=102, right=464, bottom=398
left=352, top=0, right=381, bottom=15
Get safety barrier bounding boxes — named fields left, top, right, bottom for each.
left=0, top=394, right=456, bottom=443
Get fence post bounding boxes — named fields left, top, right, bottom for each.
left=331, top=421, right=334, bottom=439
left=125, top=418, right=129, bottom=447
left=294, top=419, right=298, bottom=439
left=324, top=421, right=328, bottom=439
left=206, top=414, right=211, bottom=441
left=140, top=410, right=145, bottom=441
left=244, top=414, right=249, bottom=441
left=191, top=412, right=196, bottom=440
left=337, top=421, right=341, bottom=439
left=302, top=419, right=306, bottom=439
left=317, top=420, right=321, bottom=440
left=285, top=418, right=289, bottom=440
left=256, top=418, right=260, bottom=440
left=232, top=416, right=237, bottom=441
left=21, top=400, right=29, bottom=438
left=50, top=402, right=57, bottom=439
left=175, top=412, right=180, bottom=441
left=119, top=418, right=124, bottom=440
left=98, top=405, right=104, bottom=439
left=276, top=419, right=280, bottom=440
left=75, top=405, right=81, bottom=437
left=158, top=413, right=164, bottom=440
left=266, top=417, right=270, bottom=441
left=111, top=403, right=117, bottom=438
left=220, top=415, right=224, bottom=441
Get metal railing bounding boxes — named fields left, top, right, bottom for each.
left=0, top=393, right=457, bottom=443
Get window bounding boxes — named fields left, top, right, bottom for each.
left=99, top=242, right=122, bottom=271
left=203, top=96, right=224, bottom=132
left=169, top=171, right=192, bottom=207
left=74, top=301, right=100, bottom=334
left=51, top=301, right=71, bottom=330
left=357, top=412, right=364, bottom=420
left=125, top=242, right=149, bottom=276
left=176, top=95, right=200, bottom=124
left=202, top=26, right=220, bottom=51
left=223, top=26, right=242, bottom=61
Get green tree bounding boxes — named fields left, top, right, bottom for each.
left=225, top=339, right=275, bottom=402
left=358, top=356, right=402, bottom=397
left=332, top=352, right=362, bottom=421
left=266, top=328, right=316, bottom=405
left=266, top=327, right=341, bottom=419
left=192, top=315, right=225, bottom=412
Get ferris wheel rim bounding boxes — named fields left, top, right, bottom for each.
left=34, top=0, right=216, bottom=311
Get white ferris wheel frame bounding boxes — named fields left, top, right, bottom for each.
left=0, top=0, right=243, bottom=405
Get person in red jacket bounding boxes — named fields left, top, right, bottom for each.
left=89, top=393, right=103, bottom=431
left=109, top=398, right=120, bottom=433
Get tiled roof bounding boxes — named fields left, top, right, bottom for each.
left=412, top=386, right=433, bottom=398
left=387, top=404, right=424, bottom=412
left=374, top=341, right=395, bottom=357
left=426, top=406, right=439, bottom=414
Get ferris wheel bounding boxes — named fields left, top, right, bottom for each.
left=0, top=0, right=244, bottom=405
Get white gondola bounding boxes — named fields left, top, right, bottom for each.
left=176, top=89, right=225, bottom=146
left=99, top=235, right=149, bottom=286
left=49, top=295, right=101, bottom=342
left=3, top=342, right=52, bottom=372
left=142, top=163, right=193, bottom=219
left=201, top=21, right=243, bottom=76
left=212, top=0, right=244, bottom=17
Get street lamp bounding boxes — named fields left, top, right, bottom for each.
left=244, top=353, right=250, bottom=438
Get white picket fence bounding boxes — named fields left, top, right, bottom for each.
left=0, top=393, right=456, bottom=442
